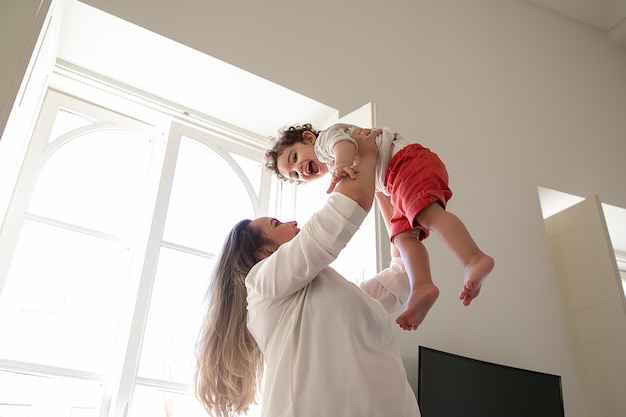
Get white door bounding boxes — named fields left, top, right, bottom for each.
left=545, top=195, right=626, bottom=417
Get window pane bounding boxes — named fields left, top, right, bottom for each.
left=292, top=176, right=333, bottom=225
left=48, top=108, right=96, bottom=143
left=292, top=177, right=377, bottom=282
left=128, top=386, right=206, bottom=417
left=229, top=152, right=264, bottom=195
left=163, top=137, right=255, bottom=252
left=0, top=404, right=30, bottom=417
left=28, top=129, right=153, bottom=236
left=129, top=385, right=261, bottom=417
left=138, top=247, right=213, bottom=383
left=0, top=220, right=131, bottom=373
left=0, top=370, right=103, bottom=417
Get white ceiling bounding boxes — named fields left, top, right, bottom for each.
left=527, top=0, right=626, bottom=50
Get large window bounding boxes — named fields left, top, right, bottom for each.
left=0, top=86, right=270, bottom=416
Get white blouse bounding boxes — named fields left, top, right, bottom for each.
left=246, top=192, right=421, bottom=417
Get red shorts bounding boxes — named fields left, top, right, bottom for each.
left=384, top=143, right=452, bottom=241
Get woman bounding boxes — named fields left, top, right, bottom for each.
left=194, top=128, right=421, bottom=417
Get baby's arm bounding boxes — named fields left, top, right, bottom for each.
left=331, top=139, right=358, bottom=182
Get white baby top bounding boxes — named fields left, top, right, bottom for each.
left=314, top=123, right=411, bottom=196
left=246, top=192, right=421, bottom=417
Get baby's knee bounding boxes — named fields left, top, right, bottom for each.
left=392, top=230, right=421, bottom=245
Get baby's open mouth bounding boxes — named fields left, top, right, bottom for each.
left=308, top=161, right=319, bottom=174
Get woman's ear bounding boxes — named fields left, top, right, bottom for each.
left=256, top=245, right=275, bottom=261
left=302, top=130, right=316, bottom=144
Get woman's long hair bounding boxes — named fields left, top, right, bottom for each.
left=194, top=219, right=270, bottom=416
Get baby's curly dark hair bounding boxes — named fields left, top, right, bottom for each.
left=264, top=123, right=319, bottom=184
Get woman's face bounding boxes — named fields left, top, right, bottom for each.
left=250, top=217, right=300, bottom=249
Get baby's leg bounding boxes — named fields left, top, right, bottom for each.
left=416, top=202, right=494, bottom=306
left=394, top=231, right=440, bottom=331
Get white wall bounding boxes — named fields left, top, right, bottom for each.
left=0, top=0, right=50, bottom=139
left=4, top=1, right=626, bottom=416
left=0, top=0, right=54, bottom=228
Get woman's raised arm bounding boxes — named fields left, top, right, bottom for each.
left=333, top=128, right=380, bottom=212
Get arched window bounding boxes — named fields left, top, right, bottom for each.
left=0, top=89, right=268, bottom=416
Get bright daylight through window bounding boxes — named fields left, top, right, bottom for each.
left=0, top=88, right=266, bottom=416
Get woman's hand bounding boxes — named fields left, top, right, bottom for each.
left=331, top=128, right=380, bottom=211
left=326, top=128, right=380, bottom=194
left=353, top=127, right=381, bottom=160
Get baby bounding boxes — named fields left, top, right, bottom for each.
left=264, top=123, right=494, bottom=330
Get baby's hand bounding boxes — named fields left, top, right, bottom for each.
left=326, top=163, right=358, bottom=193
left=334, top=163, right=358, bottom=181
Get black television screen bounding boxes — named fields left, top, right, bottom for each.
left=418, top=346, right=565, bottom=417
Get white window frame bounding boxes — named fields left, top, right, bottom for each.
left=0, top=67, right=279, bottom=416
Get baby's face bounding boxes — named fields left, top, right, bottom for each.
left=276, top=141, right=328, bottom=182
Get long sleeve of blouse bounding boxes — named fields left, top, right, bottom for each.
left=360, top=256, right=411, bottom=313
left=246, top=192, right=366, bottom=299
left=245, top=193, right=420, bottom=417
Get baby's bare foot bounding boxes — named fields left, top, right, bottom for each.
left=459, top=254, right=494, bottom=306
left=396, top=283, right=440, bottom=331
